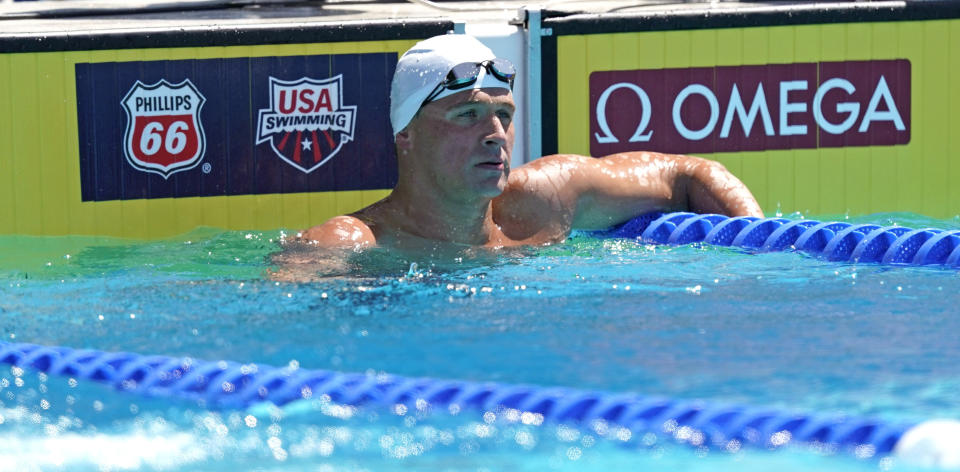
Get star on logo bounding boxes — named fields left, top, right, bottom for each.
left=301, top=138, right=313, bottom=151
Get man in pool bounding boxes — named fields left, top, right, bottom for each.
left=300, top=34, right=762, bottom=249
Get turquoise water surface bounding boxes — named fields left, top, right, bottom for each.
left=0, top=212, right=958, bottom=471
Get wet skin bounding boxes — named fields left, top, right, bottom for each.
left=292, top=87, right=763, bottom=251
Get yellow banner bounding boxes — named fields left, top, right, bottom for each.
left=555, top=20, right=960, bottom=218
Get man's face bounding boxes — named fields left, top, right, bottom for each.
left=399, top=87, right=515, bottom=202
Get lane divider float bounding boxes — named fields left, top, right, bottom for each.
left=3, top=341, right=958, bottom=466
left=599, top=212, right=960, bottom=268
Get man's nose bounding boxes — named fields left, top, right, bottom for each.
left=482, top=114, right=508, bottom=149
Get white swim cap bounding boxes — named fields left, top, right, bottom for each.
left=390, top=34, right=512, bottom=137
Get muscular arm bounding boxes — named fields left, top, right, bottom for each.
left=674, top=155, right=765, bottom=218
left=572, top=151, right=763, bottom=229
left=498, top=152, right=762, bottom=236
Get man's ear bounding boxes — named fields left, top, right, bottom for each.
left=395, top=129, right=412, bottom=154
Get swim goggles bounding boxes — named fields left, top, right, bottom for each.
left=422, top=58, right=517, bottom=106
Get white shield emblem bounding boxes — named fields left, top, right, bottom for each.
left=121, top=79, right=206, bottom=179
left=255, top=75, right=357, bottom=173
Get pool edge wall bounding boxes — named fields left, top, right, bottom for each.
left=3, top=3, right=960, bottom=238
left=0, top=20, right=452, bottom=238
left=543, top=2, right=960, bottom=219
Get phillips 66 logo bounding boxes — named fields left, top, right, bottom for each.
left=121, top=79, right=206, bottom=179
left=256, top=75, right=357, bottom=173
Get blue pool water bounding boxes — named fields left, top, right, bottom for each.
left=0, top=212, right=958, bottom=471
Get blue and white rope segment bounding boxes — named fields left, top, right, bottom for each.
left=601, top=212, right=960, bottom=268
left=0, top=341, right=913, bottom=457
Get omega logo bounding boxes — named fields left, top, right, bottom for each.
left=589, top=60, right=911, bottom=155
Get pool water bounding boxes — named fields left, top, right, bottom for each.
left=1, top=212, right=958, bottom=471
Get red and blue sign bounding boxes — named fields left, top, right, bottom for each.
left=75, top=53, right=396, bottom=201
left=255, top=75, right=356, bottom=173
left=589, top=60, right=910, bottom=156
left=121, top=79, right=206, bottom=179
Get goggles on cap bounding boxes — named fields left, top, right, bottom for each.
left=421, top=58, right=517, bottom=106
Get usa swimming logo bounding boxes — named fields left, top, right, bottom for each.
left=256, top=75, right=357, bottom=173
left=121, top=79, right=206, bottom=179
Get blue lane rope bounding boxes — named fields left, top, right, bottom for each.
left=600, top=212, right=960, bottom=268
left=0, top=341, right=912, bottom=456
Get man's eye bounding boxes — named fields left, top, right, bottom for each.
left=497, top=111, right=513, bottom=120
left=458, top=109, right=478, bottom=118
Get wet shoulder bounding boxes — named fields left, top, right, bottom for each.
left=494, top=155, right=589, bottom=243
left=302, top=215, right=376, bottom=248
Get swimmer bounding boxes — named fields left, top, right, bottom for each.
left=300, top=34, right=762, bottom=249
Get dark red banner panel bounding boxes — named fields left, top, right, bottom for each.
left=589, top=60, right=910, bottom=156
